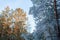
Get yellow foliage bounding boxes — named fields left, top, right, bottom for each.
left=0, top=7, right=27, bottom=40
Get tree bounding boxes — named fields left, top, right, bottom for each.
left=29, top=0, right=60, bottom=40
left=0, top=6, right=27, bottom=40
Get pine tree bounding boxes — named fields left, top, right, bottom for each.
left=29, top=0, right=60, bottom=40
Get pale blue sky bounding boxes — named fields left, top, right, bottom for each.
left=0, top=0, right=33, bottom=13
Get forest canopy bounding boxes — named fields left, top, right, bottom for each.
left=0, top=6, right=27, bottom=40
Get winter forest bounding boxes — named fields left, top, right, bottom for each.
left=0, top=0, right=60, bottom=40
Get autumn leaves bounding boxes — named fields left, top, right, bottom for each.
left=0, top=6, right=27, bottom=40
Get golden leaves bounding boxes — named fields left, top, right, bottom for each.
left=0, top=7, right=27, bottom=39
left=5, top=6, right=10, bottom=11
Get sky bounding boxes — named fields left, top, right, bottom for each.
left=27, top=15, right=36, bottom=33
left=0, top=0, right=33, bottom=13
left=0, top=0, right=36, bottom=33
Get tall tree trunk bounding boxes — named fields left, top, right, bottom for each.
left=54, top=0, right=60, bottom=39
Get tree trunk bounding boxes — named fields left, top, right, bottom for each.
left=54, top=0, right=60, bottom=39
